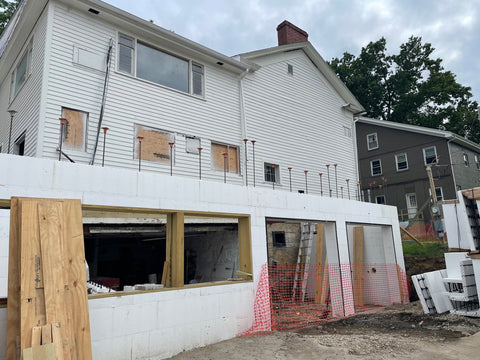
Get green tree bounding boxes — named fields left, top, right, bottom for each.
left=0, top=0, right=20, bottom=36
left=330, top=36, right=480, bottom=143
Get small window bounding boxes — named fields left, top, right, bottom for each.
left=186, top=136, right=200, bottom=154
left=211, top=142, right=239, bottom=173
left=272, top=231, right=286, bottom=247
left=463, top=153, right=470, bottom=167
left=375, top=195, right=385, bottom=204
left=423, top=146, right=437, bottom=164
left=191, top=63, right=203, bottom=96
left=61, top=108, right=88, bottom=151
left=14, top=132, right=25, bottom=156
left=370, top=159, right=382, bottom=176
left=135, top=124, right=174, bottom=161
left=264, top=163, right=279, bottom=183
left=367, top=133, right=378, bottom=150
left=475, top=155, right=480, bottom=170
left=343, top=126, right=352, bottom=138
left=11, top=40, right=32, bottom=99
left=395, top=153, right=408, bottom=171
left=118, top=34, right=135, bottom=74
left=287, top=64, right=293, bottom=75
left=435, top=187, right=443, bottom=201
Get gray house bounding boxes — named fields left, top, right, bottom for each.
left=356, top=117, right=480, bottom=224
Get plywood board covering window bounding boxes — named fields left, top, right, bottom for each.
left=211, top=142, right=239, bottom=173
left=135, top=124, right=174, bottom=161
left=61, top=108, right=87, bottom=150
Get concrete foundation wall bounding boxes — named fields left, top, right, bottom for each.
left=0, top=154, right=404, bottom=359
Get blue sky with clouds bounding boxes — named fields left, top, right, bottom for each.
left=104, top=0, right=480, bottom=103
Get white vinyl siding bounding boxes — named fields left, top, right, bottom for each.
left=42, top=3, right=242, bottom=184
left=242, top=50, right=358, bottom=193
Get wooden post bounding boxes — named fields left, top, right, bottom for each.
left=168, top=212, right=184, bottom=287
left=238, top=217, right=253, bottom=275
left=353, top=226, right=365, bottom=308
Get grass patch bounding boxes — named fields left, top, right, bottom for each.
left=402, top=241, right=447, bottom=258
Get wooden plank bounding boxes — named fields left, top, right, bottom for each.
left=396, top=264, right=405, bottom=303
left=353, top=226, right=365, bottom=308
left=38, top=202, right=75, bottom=360
left=169, top=212, right=185, bottom=287
left=63, top=199, right=92, bottom=360
left=52, top=322, right=65, bottom=360
left=6, top=197, right=21, bottom=360
left=41, top=324, right=52, bottom=345
left=32, top=326, right=42, bottom=346
left=161, top=260, right=170, bottom=286
left=238, top=217, right=253, bottom=275
left=20, top=199, right=47, bottom=352
left=22, top=343, right=56, bottom=360
left=462, top=187, right=480, bottom=200
left=314, top=223, right=326, bottom=304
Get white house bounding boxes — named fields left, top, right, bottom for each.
left=0, top=2, right=407, bottom=360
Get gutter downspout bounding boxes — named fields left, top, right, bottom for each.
left=89, top=38, right=113, bottom=165
left=352, top=114, right=365, bottom=197
left=447, top=138, right=458, bottom=196
left=239, top=68, right=250, bottom=185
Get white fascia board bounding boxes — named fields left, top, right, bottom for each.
left=64, top=0, right=249, bottom=75
left=239, top=42, right=364, bottom=113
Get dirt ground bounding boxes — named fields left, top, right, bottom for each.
left=168, top=301, right=480, bottom=360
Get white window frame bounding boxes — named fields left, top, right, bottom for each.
left=429, top=187, right=444, bottom=201
left=117, top=32, right=204, bottom=97
left=10, top=39, right=32, bottom=100
left=375, top=195, right=385, bottom=204
left=423, top=146, right=437, bottom=165
left=343, top=126, right=352, bottom=138
left=370, top=159, right=382, bottom=176
left=366, top=133, right=378, bottom=150
left=463, top=153, right=470, bottom=167
left=395, top=153, right=408, bottom=171
left=475, top=155, right=480, bottom=170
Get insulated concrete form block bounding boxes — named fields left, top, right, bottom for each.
left=444, top=252, right=468, bottom=280
left=456, top=191, right=477, bottom=250
left=442, top=203, right=468, bottom=250
left=412, top=274, right=436, bottom=314
left=424, top=270, right=452, bottom=314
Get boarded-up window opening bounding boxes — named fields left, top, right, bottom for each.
left=61, top=108, right=87, bottom=150
left=211, top=142, right=239, bottom=173
left=186, top=136, right=200, bottom=154
left=135, top=124, right=174, bottom=162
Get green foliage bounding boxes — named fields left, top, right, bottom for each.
left=0, top=0, right=20, bottom=36
left=329, top=36, right=480, bottom=143
left=402, top=241, right=446, bottom=258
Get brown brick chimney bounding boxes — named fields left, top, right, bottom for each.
left=276, top=20, right=308, bottom=46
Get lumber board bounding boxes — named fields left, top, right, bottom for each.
left=462, top=187, right=480, bottom=200
left=396, top=265, right=405, bottom=302
left=314, top=223, right=326, bottom=304
left=63, top=199, right=92, bottom=360
left=20, top=199, right=47, bottom=352
left=238, top=217, right=253, bottom=275
left=38, top=202, right=76, bottom=360
left=32, top=326, right=42, bottom=346
left=52, top=322, right=65, bottom=360
left=23, top=343, right=56, bottom=360
left=161, top=260, right=170, bottom=286
left=353, top=227, right=365, bottom=308
left=41, top=324, right=52, bottom=345
left=6, top=197, right=20, bottom=360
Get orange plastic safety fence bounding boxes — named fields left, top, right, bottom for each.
left=240, top=263, right=409, bottom=335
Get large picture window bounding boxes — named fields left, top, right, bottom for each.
left=118, top=34, right=204, bottom=96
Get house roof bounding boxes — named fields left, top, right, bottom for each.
left=237, top=42, right=365, bottom=114
left=357, top=117, right=480, bottom=153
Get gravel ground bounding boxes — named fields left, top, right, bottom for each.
left=168, top=302, right=480, bottom=360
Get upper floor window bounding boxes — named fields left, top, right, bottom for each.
left=375, top=195, right=385, bottom=204
left=287, top=64, right=293, bottom=75
left=367, top=133, right=378, bottom=150
left=395, top=153, right=408, bottom=171
left=463, top=153, right=470, bottom=167
left=343, top=126, right=352, bottom=138
left=211, top=142, right=239, bottom=173
left=264, top=163, right=279, bottom=183
left=475, top=155, right=480, bottom=170
left=423, top=146, right=437, bottom=164
left=11, top=39, right=32, bottom=100
left=370, top=159, right=382, bottom=176
left=118, top=34, right=204, bottom=96
left=61, top=108, right=88, bottom=151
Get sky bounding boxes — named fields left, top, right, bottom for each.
left=103, top=0, right=480, bottom=103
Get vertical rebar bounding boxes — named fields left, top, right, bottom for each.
left=137, top=136, right=143, bottom=171
left=304, top=170, right=308, bottom=194
left=102, top=127, right=108, bottom=167
left=243, top=139, right=248, bottom=186
left=169, top=142, right=175, bottom=176
left=326, top=164, right=331, bottom=197
left=7, top=110, right=16, bottom=154
left=357, top=181, right=361, bottom=201
left=251, top=140, right=256, bottom=187
left=341, top=186, right=344, bottom=199
left=334, top=164, right=338, bottom=198
left=198, top=147, right=203, bottom=180
left=319, top=173, right=323, bottom=196
left=271, top=163, right=275, bottom=189
left=288, top=167, right=292, bottom=192
left=346, top=179, right=350, bottom=200
left=59, top=118, right=67, bottom=161
left=223, top=152, right=228, bottom=183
